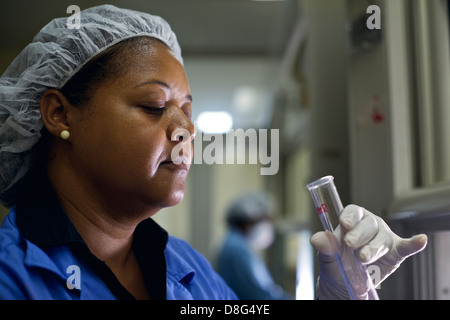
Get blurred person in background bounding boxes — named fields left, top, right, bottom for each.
left=216, top=192, right=293, bottom=300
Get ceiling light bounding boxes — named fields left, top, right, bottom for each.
left=196, top=111, right=233, bottom=134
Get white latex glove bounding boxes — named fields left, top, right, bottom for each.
left=310, top=204, right=428, bottom=300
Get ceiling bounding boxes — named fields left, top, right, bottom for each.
left=0, top=0, right=299, bottom=56
left=0, top=0, right=301, bottom=130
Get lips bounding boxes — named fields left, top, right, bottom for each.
left=160, top=156, right=190, bottom=172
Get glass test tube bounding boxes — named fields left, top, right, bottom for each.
left=306, top=175, right=379, bottom=300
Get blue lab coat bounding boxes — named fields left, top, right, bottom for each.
left=0, top=175, right=236, bottom=300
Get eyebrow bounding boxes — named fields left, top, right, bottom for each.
left=134, top=79, right=193, bottom=102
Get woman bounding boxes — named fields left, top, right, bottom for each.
left=0, top=5, right=427, bottom=300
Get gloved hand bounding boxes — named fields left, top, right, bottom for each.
left=310, top=204, right=428, bottom=300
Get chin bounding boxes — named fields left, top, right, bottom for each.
left=155, top=188, right=186, bottom=209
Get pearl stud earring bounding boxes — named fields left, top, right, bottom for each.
left=60, top=130, right=70, bottom=140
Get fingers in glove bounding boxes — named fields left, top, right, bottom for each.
left=341, top=206, right=379, bottom=249
left=310, top=230, right=339, bottom=258
left=395, top=234, right=428, bottom=258
left=358, top=225, right=392, bottom=263
left=339, top=204, right=365, bottom=232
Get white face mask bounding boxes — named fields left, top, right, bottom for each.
left=246, top=221, right=275, bottom=250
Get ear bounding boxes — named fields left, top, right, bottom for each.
left=40, top=89, right=72, bottom=138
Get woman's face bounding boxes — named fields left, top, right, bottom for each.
left=67, top=40, right=195, bottom=214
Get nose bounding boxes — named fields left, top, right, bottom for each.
left=167, top=106, right=196, bottom=143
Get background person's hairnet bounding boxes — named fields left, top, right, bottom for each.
left=0, top=5, right=183, bottom=206
left=226, top=192, right=277, bottom=227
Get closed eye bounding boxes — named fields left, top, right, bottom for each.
left=140, top=105, right=166, bottom=116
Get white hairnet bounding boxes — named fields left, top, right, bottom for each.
left=0, top=5, right=183, bottom=205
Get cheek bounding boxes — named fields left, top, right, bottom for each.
left=114, top=126, right=167, bottom=175
left=74, top=114, right=167, bottom=179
